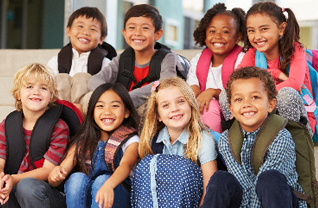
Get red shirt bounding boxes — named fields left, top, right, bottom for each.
left=128, top=65, right=150, bottom=91
left=0, top=118, right=69, bottom=173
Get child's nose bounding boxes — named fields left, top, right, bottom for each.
left=171, top=103, right=179, bottom=112
left=81, top=27, right=90, bottom=35
left=242, top=99, right=252, bottom=108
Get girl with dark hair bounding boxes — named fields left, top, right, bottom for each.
left=235, top=1, right=315, bottom=134
left=187, top=3, right=246, bottom=133
left=48, top=83, right=139, bottom=208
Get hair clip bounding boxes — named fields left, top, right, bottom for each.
left=282, top=7, right=285, bottom=12
left=151, top=81, right=160, bottom=92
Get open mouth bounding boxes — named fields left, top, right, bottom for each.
left=101, top=118, right=115, bottom=124
left=30, top=98, right=41, bottom=102
left=242, top=112, right=255, bottom=117
left=255, top=40, right=266, bottom=47
left=213, top=42, right=225, bottom=48
left=170, top=114, right=183, bottom=120
left=78, top=38, right=89, bottom=44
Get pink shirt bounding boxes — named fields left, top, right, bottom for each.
left=237, top=42, right=312, bottom=94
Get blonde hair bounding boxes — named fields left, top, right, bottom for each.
left=139, top=77, right=208, bottom=164
left=11, top=63, right=58, bottom=111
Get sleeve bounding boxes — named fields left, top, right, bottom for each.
left=87, top=55, right=121, bottom=91
left=44, top=119, right=69, bottom=165
left=121, top=135, right=140, bottom=153
left=101, top=57, right=111, bottom=69
left=47, top=56, right=59, bottom=75
left=186, top=53, right=202, bottom=87
left=276, top=43, right=307, bottom=91
left=234, top=52, right=246, bottom=69
left=218, top=131, right=254, bottom=207
left=0, top=120, right=7, bottom=160
left=129, top=52, right=178, bottom=108
left=236, top=48, right=256, bottom=70
left=198, top=131, right=217, bottom=164
left=256, top=128, right=304, bottom=193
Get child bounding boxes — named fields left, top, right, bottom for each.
left=47, top=7, right=116, bottom=112
left=234, top=2, right=314, bottom=134
left=48, top=83, right=139, bottom=208
left=136, top=77, right=218, bottom=206
left=187, top=3, right=246, bottom=133
left=201, top=66, right=306, bottom=208
left=88, top=4, right=187, bottom=115
left=0, top=63, right=69, bottom=208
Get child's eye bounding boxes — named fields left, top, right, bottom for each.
left=247, top=29, right=254, bottom=33
left=234, top=98, right=242, bottom=102
left=91, top=28, right=97, bottom=32
left=252, top=96, right=260, bottom=100
left=209, top=30, right=215, bottom=33
left=143, top=27, right=149, bottom=30
left=26, top=85, right=33, bottom=89
left=128, top=26, right=135, bottom=30
left=95, top=104, right=104, bottom=108
left=162, top=103, right=169, bottom=108
left=222, top=30, right=229, bottom=34
left=261, top=28, right=268, bottom=31
left=178, top=99, right=185, bottom=104
left=112, top=104, right=119, bottom=108
left=41, top=87, right=47, bottom=90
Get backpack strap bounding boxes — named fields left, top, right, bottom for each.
left=196, top=45, right=242, bottom=92
left=151, top=133, right=164, bottom=154
left=104, top=125, right=137, bottom=172
left=4, top=111, right=25, bottom=174
left=116, top=47, right=137, bottom=90
left=58, top=42, right=116, bottom=75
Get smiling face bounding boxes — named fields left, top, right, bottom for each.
left=246, top=13, right=286, bottom=61
left=228, top=78, right=276, bottom=132
left=19, top=79, right=52, bottom=117
left=94, top=89, right=130, bottom=141
left=67, top=15, right=105, bottom=55
left=156, top=86, right=192, bottom=138
left=122, top=16, right=163, bottom=55
left=205, top=14, right=240, bottom=64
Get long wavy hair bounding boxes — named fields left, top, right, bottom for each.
left=69, top=83, right=139, bottom=174
left=244, top=2, right=302, bottom=75
left=139, top=77, right=209, bottom=164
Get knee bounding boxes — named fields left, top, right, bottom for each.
left=207, top=99, right=221, bottom=114
left=16, top=178, right=46, bottom=199
left=207, top=171, right=240, bottom=191
left=256, top=170, right=286, bottom=191
left=92, top=175, right=110, bottom=191
left=72, top=73, right=91, bottom=84
left=65, top=172, right=89, bottom=196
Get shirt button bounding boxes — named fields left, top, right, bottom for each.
left=246, top=148, right=249, bottom=152
left=244, top=138, right=246, bottom=141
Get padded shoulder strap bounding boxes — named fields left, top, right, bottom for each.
left=151, top=133, right=164, bottom=154
left=29, top=105, right=63, bottom=168
left=58, top=43, right=72, bottom=74
left=251, top=114, right=287, bottom=174
left=228, top=119, right=244, bottom=165
left=87, top=43, right=109, bottom=75
left=116, top=47, right=136, bottom=90
left=101, top=42, right=117, bottom=60
left=104, top=125, right=137, bottom=173
left=196, top=48, right=213, bottom=92
left=221, top=45, right=242, bottom=88
left=4, top=111, right=25, bottom=174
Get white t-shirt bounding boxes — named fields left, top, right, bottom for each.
left=121, top=135, right=140, bottom=181
left=186, top=51, right=245, bottom=90
left=47, top=48, right=111, bottom=77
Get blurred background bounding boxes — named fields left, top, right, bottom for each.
left=0, top=0, right=317, bottom=50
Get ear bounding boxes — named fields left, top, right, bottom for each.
left=124, top=109, right=130, bottom=119
left=154, top=29, right=163, bottom=41
left=268, top=98, right=277, bottom=113
left=99, top=36, right=106, bottom=45
left=235, top=32, right=242, bottom=44
left=279, top=22, right=287, bottom=37
left=122, top=29, right=126, bottom=37
left=228, top=103, right=233, bottom=114
left=66, top=26, right=71, bottom=37
left=157, top=114, right=162, bottom=122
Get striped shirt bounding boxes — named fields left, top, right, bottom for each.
left=219, top=127, right=307, bottom=208
left=0, top=118, right=69, bottom=173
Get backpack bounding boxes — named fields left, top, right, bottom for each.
left=58, top=41, right=117, bottom=75
left=116, top=42, right=190, bottom=91
left=4, top=99, right=83, bottom=174
left=255, top=49, right=318, bottom=142
left=228, top=112, right=318, bottom=208
left=131, top=154, right=203, bottom=208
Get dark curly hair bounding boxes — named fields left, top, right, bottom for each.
left=124, top=4, right=162, bottom=32
left=225, top=66, right=277, bottom=104
left=244, top=2, right=302, bottom=75
left=193, top=3, right=246, bottom=47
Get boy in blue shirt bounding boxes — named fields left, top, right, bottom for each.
left=201, top=66, right=306, bottom=208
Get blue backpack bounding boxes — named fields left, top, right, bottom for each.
left=131, top=154, right=203, bottom=208
left=255, top=50, right=318, bottom=142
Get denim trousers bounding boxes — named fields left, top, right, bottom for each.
left=201, top=170, right=299, bottom=208
left=64, top=140, right=131, bottom=208
left=0, top=177, right=66, bottom=208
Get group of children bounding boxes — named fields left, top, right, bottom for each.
left=0, top=1, right=315, bottom=208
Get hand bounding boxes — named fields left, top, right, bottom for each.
left=0, top=174, right=13, bottom=205
left=196, top=90, right=214, bottom=114
left=299, top=85, right=306, bottom=95
left=49, top=166, right=67, bottom=183
left=278, top=72, right=288, bottom=82
left=95, top=183, right=114, bottom=208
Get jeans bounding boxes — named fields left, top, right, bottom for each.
left=0, top=177, right=66, bottom=208
left=64, top=172, right=131, bottom=208
left=201, top=170, right=299, bottom=208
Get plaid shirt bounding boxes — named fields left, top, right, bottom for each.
left=219, top=127, right=307, bottom=208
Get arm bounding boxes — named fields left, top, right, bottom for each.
left=48, top=144, right=77, bottom=187
left=276, top=44, right=307, bottom=91
left=88, top=55, right=121, bottom=91
left=236, top=48, right=256, bottom=69
left=129, top=53, right=178, bottom=108
left=200, top=160, right=217, bottom=206
left=196, top=88, right=221, bottom=114
left=95, top=142, right=138, bottom=208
